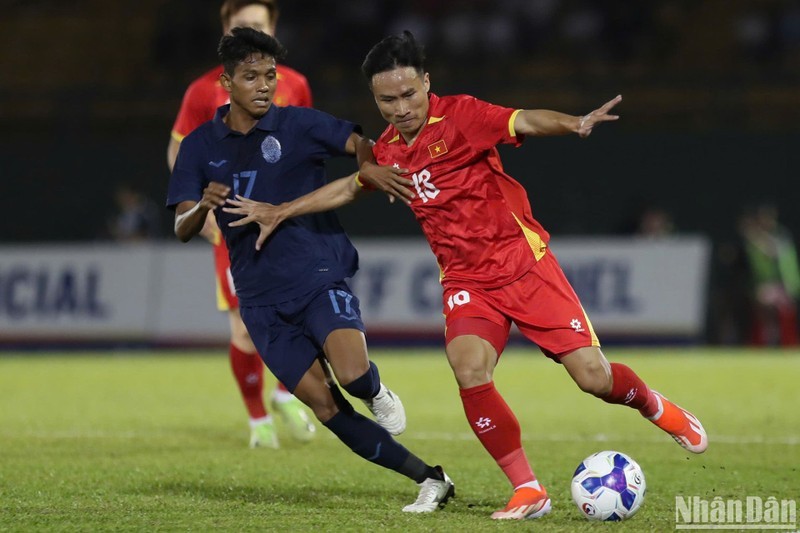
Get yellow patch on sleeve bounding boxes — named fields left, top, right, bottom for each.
left=508, top=109, right=522, bottom=138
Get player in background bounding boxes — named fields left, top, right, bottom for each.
left=168, top=28, right=454, bottom=513
left=167, top=0, right=314, bottom=449
left=226, top=31, right=709, bottom=521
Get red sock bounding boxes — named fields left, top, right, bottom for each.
left=603, top=363, right=658, bottom=418
left=229, top=343, right=267, bottom=419
left=460, top=382, right=536, bottom=488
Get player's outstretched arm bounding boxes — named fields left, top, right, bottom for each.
left=514, top=95, right=622, bottom=138
left=174, top=182, right=230, bottom=242
left=223, top=174, right=361, bottom=250
left=346, top=133, right=413, bottom=204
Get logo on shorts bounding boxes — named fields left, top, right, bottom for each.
left=261, top=135, right=282, bottom=163
left=570, top=318, right=585, bottom=332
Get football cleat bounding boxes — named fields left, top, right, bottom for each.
left=271, top=396, right=316, bottom=442
left=249, top=420, right=279, bottom=449
left=362, top=383, right=406, bottom=435
left=648, top=391, right=708, bottom=454
left=491, top=486, right=552, bottom=520
left=402, top=466, right=455, bottom=513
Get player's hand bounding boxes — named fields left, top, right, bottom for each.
left=358, top=161, right=414, bottom=205
left=223, top=195, right=285, bottom=251
left=577, top=94, right=622, bottom=138
left=199, top=182, right=230, bottom=210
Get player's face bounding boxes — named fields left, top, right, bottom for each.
left=222, top=54, right=278, bottom=119
left=224, top=4, right=274, bottom=35
left=370, top=67, right=430, bottom=140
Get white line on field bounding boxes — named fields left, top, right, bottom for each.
left=404, top=432, right=800, bottom=446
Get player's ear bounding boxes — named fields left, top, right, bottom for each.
left=423, top=72, right=430, bottom=93
left=220, top=72, right=233, bottom=93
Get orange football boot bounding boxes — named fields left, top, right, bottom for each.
left=648, top=391, right=708, bottom=453
left=490, top=486, right=552, bottom=520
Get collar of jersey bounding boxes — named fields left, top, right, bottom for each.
left=212, top=103, right=279, bottom=140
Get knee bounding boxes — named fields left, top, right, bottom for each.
left=229, top=320, right=255, bottom=351
left=449, top=358, right=492, bottom=388
left=334, top=361, right=370, bottom=388
left=294, top=374, right=342, bottom=422
left=446, top=339, right=495, bottom=388
left=574, top=362, right=613, bottom=397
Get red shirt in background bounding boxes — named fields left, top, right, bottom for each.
left=171, top=64, right=312, bottom=142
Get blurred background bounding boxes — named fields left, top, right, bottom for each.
left=1, top=0, right=798, bottom=347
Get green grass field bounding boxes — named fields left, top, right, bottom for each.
left=1, top=348, right=798, bottom=531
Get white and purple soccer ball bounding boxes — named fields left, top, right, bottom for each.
left=570, top=450, right=646, bottom=521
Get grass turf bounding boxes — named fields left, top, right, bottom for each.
left=1, top=348, right=798, bottom=531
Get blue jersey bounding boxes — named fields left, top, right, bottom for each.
left=167, top=104, right=360, bottom=305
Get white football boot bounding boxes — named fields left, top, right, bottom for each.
left=403, top=466, right=455, bottom=513
left=362, top=383, right=406, bottom=435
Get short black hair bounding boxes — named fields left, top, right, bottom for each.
left=361, top=30, right=426, bottom=83
left=218, top=27, right=287, bottom=76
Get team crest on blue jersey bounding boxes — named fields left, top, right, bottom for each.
left=261, top=136, right=282, bottom=163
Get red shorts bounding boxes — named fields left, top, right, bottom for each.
left=443, top=249, right=600, bottom=360
left=213, top=237, right=238, bottom=311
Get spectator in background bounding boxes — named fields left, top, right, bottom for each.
left=636, top=206, right=675, bottom=238
left=710, top=221, right=752, bottom=345
left=618, top=204, right=675, bottom=238
left=740, top=203, right=800, bottom=346
left=108, top=184, right=161, bottom=241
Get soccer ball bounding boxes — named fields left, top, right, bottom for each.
left=570, top=450, right=646, bottom=521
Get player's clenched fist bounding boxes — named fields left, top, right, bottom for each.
left=199, top=182, right=231, bottom=210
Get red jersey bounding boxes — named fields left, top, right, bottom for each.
left=373, top=93, right=550, bottom=290
left=170, top=64, right=312, bottom=141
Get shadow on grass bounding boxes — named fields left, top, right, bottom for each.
left=133, top=479, right=511, bottom=517
left=134, top=479, right=405, bottom=508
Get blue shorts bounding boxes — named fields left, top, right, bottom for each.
left=239, top=281, right=366, bottom=392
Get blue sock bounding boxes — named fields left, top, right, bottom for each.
left=325, top=409, right=436, bottom=480
left=342, top=361, right=381, bottom=399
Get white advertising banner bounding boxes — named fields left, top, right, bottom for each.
left=0, top=237, right=710, bottom=345
left=350, top=237, right=711, bottom=338
left=0, top=243, right=226, bottom=342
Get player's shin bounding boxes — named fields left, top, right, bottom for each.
left=601, top=363, right=658, bottom=417
left=460, top=381, right=537, bottom=488
left=229, top=343, right=268, bottom=419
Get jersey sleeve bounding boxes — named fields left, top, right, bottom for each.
left=453, top=96, right=523, bottom=151
left=171, top=80, right=214, bottom=142
left=303, top=108, right=361, bottom=160
left=166, top=133, right=206, bottom=209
